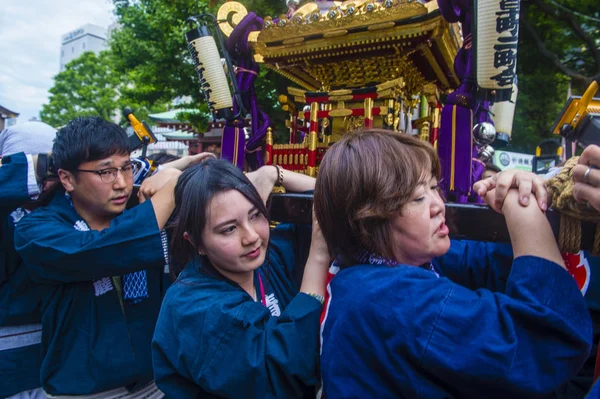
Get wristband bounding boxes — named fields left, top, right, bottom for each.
left=307, top=293, right=325, bottom=305
left=274, top=164, right=284, bottom=186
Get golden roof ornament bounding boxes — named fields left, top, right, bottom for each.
left=219, top=0, right=461, bottom=91
left=259, top=0, right=430, bottom=41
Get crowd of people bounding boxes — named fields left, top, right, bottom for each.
left=0, top=118, right=599, bottom=399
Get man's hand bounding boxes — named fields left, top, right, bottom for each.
left=160, top=152, right=215, bottom=171
left=474, top=169, right=547, bottom=213
left=573, top=145, right=600, bottom=212
left=138, top=168, right=182, bottom=204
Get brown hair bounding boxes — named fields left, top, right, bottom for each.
left=314, top=129, right=441, bottom=268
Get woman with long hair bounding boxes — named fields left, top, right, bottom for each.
left=152, top=159, right=329, bottom=398
left=315, top=129, right=592, bottom=399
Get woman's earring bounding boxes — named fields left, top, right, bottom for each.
left=183, top=231, right=205, bottom=255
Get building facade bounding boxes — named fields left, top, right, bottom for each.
left=0, top=105, right=19, bottom=131
left=59, top=24, right=107, bottom=71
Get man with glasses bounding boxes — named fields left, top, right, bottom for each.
left=14, top=117, right=195, bottom=398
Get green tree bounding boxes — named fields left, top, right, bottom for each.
left=107, top=0, right=599, bottom=153
left=509, top=0, right=599, bottom=153
left=40, top=51, right=122, bottom=127
left=521, top=0, right=599, bottom=90
left=109, top=0, right=286, bottom=131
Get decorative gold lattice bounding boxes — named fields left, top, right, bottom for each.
left=344, top=116, right=366, bottom=132
left=305, top=51, right=425, bottom=90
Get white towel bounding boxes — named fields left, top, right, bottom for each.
left=46, top=382, right=164, bottom=399
left=0, top=121, right=57, bottom=157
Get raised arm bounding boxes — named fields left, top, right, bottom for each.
left=246, top=165, right=316, bottom=204
left=138, top=167, right=182, bottom=229
left=421, top=190, right=583, bottom=396
left=15, top=168, right=185, bottom=283
left=14, top=200, right=165, bottom=284
left=434, top=187, right=562, bottom=292
left=420, top=256, right=590, bottom=396
left=298, top=210, right=329, bottom=299
left=248, top=166, right=327, bottom=296
left=323, top=246, right=590, bottom=398
left=503, top=189, right=564, bottom=267
left=434, top=239, right=514, bottom=291
left=439, top=171, right=562, bottom=290
left=158, top=152, right=216, bottom=171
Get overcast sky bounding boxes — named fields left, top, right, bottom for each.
left=0, top=0, right=115, bottom=123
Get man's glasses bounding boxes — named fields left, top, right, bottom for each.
left=76, top=163, right=137, bottom=183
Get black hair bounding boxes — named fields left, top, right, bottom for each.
left=147, top=152, right=181, bottom=165
left=169, top=158, right=269, bottom=277
left=52, top=116, right=130, bottom=171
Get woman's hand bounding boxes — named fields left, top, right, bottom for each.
left=299, top=208, right=331, bottom=299
left=572, top=145, right=600, bottom=211
left=308, top=206, right=330, bottom=262
left=473, top=169, right=548, bottom=213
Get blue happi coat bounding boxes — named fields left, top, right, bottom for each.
left=556, top=250, right=600, bottom=398
left=321, top=240, right=593, bottom=399
left=0, top=153, right=43, bottom=398
left=14, top=189, right=167, bottom=396
left=152, top=223, right=322, bottom=399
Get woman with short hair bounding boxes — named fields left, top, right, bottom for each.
left=315, top=129, right=592, bottom=399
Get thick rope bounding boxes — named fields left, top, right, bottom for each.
left=558, top=213, right=581, bottom=254
left=546, top=156, right=600, bottom=255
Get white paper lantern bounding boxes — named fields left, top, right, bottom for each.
left=474, top=0, right=520, bottom=102
left=186, top=27, right=233, bottom=114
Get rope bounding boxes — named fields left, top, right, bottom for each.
left=558, top=213, right=581, bottom=254
left=545, top=156, right=600, bottom=255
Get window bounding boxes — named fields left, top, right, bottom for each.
left=72, top=46, right=74, bottom=53
left=82, top=42, right=85, bottom=49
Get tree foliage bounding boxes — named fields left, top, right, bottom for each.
left=40, top=50, right=170, bottom=128
left=509, top=0, right=599, bottom=153
left=110, top=0, right=209, bottom=107
left=40, top=52, right=121, bottom=127
left=108, top=0, right=287, bottom=131
left=41, top=0, right=599, bottom=152
left=521, top=0, right=599, bottom=89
